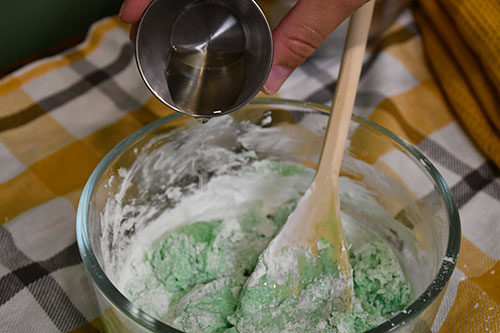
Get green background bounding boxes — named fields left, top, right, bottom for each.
left=0, top=0, right=123, bottom=68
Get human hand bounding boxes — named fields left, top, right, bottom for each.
left=119, top=0, right=368, bottom=94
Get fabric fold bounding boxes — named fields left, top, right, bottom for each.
left=414, top=0, right=500, bottom=169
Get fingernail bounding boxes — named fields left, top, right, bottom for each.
left=119, top=1, right=126, bottom=18
left=262, top=66, right=291, bottom=95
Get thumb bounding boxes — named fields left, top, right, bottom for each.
left=262, top=0, right=368, bottom=94
left=119, top=0, right=152, bottom=23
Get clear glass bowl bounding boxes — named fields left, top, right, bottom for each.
left=77, top=98, right=460, bottom=332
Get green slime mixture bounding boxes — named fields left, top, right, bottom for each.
left=123, top=161, right=411, bottom=332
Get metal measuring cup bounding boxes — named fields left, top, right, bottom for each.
left=135, top=0, right=273, bottom=119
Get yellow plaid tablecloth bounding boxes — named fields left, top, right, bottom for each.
left=0, top=6, right=499, bottom=333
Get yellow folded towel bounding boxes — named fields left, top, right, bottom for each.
left=413, top=0, right=500, bottom=169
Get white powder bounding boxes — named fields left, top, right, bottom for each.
left=109, top=160, right=314, bottom=290
left=97, top=113, right=430, bottom=332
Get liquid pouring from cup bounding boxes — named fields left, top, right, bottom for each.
left=135, top=0, right=273, bottom=119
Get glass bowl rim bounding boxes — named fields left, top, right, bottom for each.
left=76, top=98, right=461, bottom=332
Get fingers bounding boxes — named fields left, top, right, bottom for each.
left=119, top=0, right=368, bottom=93
left=119, top=0, right=152, bottom=23
left=129, top=22, right=139, bottom=43
left=262, top=0, right=368, bottom=94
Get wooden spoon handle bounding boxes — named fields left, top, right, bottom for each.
left=317, top=0, right=375, bottom=179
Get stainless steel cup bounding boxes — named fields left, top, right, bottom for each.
left=135, top=0, right=273, bottom=119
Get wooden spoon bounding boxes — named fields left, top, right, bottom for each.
left=244, top=0, right=375, bottom=311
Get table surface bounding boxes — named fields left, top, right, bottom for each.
left=0, top=10, right=499, bottom=332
